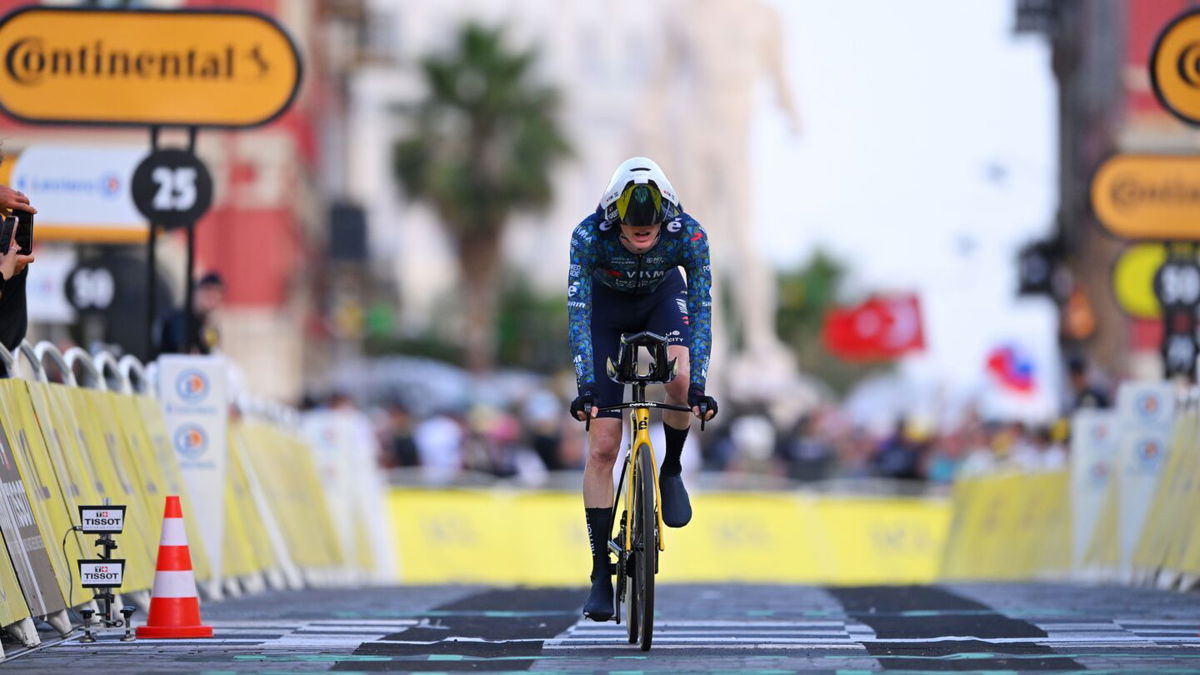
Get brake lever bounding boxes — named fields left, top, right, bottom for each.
left=585, top=413, right=591, bottom=432
left=698, top=402, right=708, bottom=432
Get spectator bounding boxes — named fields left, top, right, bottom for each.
left=157, top=271, right=223, bottom=355
left=522, top=389, right=564, bottom=471
left=871, top=418, right=925, bottom=480
left=384, top=401, right=421, bottom=468
left=414, top=410, right=464, bottom=484
left=1066, top=354, right=1110, bottom=412
left=0, top=174, right=36, bottom=358
left=777, top=414, right=835, bottom=482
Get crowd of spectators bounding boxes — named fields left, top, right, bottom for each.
left=329, top=380, right=1097, bottom=489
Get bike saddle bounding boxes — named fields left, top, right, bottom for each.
left=605, top=331, right=678, bottom=384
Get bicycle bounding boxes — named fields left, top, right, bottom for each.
left=585, top=331, right=709, bottom=651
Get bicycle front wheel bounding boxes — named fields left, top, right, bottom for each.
left=636, top=442, right=656, bottom=651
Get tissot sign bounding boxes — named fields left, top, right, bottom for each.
left=1091, top=155, right=1200, bottom=239
left=0, top=7, right=301, bottom=128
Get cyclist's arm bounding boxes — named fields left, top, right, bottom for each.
left=567, top=219, right=599, bottom=393
left=682, top=221, right=713, bottom=391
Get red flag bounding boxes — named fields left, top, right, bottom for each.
left=822, top=294, right=925, bottom=362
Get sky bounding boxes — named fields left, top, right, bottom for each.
left=752, top=0, right=1061, bottom=419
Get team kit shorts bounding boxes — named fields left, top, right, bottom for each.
left=590, top=268, right=690, bottom=418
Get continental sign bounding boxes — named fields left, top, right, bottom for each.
left=1151, top=9, right=1200, bottom=127
left=0, top=8, right=301, bottom=128
left=1091, top=155, right=1200, bottom=240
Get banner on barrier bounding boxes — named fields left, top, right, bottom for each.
left=134, top=394, right=212, bottom=582
left=386, top=490, right=949, bottom=585
left=1070, top=409, right=1119, bottom=570
left=0, top=380, right=92, bottom=605
left=300, top=409, right=392, bottom=579
left=67, top=387, right=157, bottom=592
left=1114, top=381, right=1177, bottom=574
left=0, top=416, right=67, bottom=616
left=158, top=355, right=228, bottom=580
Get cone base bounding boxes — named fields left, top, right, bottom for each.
left=136, top=624, right=213, bottom=639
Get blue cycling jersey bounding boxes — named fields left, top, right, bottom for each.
left=567, top=205, right=713, bottom=394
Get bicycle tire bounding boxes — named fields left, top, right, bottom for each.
left=625, top=459, right=639, bottom=643
left=637, top=442, right=656, bottom=651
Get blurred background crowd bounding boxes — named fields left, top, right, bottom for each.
left=0, top=0, right=1176, bottom=493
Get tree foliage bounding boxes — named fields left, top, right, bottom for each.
left=393, top=22, right=571, bottom=370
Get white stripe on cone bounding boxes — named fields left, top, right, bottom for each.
left=159, top=518, right=188, bottom=546
left=151, top=570, right=200, bottom=599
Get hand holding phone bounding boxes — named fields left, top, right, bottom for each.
left=0, top=215, right=14, bottom=255
left=15, top=209, right=33, bottom=254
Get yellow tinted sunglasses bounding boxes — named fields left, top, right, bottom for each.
left=615, top=183, right=662, bottom=222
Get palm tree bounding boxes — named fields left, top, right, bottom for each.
left=393, top=22, right=571, bottom=371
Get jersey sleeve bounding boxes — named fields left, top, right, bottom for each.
left=682, top=221, right=713, bottom=391
left=567, top=217, right=599, bottom=393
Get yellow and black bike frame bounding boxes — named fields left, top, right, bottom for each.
left=625, top=404, right=666, bottom=552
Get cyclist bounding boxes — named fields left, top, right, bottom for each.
left=568, top=157, right=718, bottom=621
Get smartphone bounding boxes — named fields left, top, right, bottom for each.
left=0, top=215, right=14, bottom=255
left=14, top=210, right=32, bottom=254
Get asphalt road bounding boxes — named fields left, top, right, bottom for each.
left=3, top=583, right=1200, bottom=672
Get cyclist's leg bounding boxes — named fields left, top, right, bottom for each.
left=582, top=284, right=632, bottom=620
left=584, top=284, right=629, bottom=509
left=646, top=270, right=693, bottom=527
left=583, top=415, right=620, bottom=620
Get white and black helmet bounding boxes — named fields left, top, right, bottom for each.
left=600, top=157, right=680, bottom=228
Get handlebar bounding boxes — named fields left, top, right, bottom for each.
left=584, top=401, right=710, bottom=432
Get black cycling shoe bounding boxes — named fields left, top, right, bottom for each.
left=582, top=575, right=614, bottom=621
left=659, top=472, right=692, bottom=528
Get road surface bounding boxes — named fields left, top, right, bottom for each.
left=3, top=583, right=1200, bottom=672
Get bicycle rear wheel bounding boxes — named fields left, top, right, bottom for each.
left=636, top=443, right=656, bottom=651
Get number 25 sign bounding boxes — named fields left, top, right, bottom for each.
left=131, top=148, right=213, bottom=228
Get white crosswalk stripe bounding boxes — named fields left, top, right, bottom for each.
left=545, top=619, right=875, bottom=650
left=1033, top=620, right=1200, bottom=646
left=51, top=618, right=418, bottom=651
left=547, top=617, right=1200, bottom=651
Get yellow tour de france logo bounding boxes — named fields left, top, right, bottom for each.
left=1091, top=155, right=1200, bottom=240
left=1152, top=9, right=1200, bottom=126
left=0, top=7, right=301, bottom=128
left=1113, top=243, right=1166, bottom=319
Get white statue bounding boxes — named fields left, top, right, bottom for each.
left=637, top=0, right=809, bottom=408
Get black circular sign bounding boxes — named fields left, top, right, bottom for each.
left=1153, top=259, right=1200, bottom=309
left=131, top=149, right=213, bottom=229
left=65, top=262, right=117, bottom=314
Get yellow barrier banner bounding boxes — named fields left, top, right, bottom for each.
left=0, top=386, right=68, bottom=617
left=222, top=429, right=265, bottom=579
left=70, top=388, right=157, bottom=592
left=940, top=472, right=1069, bottom=580
left=387, top=489, right=949, bottom=585
left=237, top=422, right=344, bottom=571
left=809, top=497, right=949, bottom=584
left=0, top=380, right=88, bottom=605
left=134, top=395, right=212, bottom=582
left=1083, top=475, right=1120, bottom=571
left=1171, top=409, right=1200, bottom=575
left=282, top=432, right=345, bottom=568
left=1133, top=408, right=1198, bottom=571
left=47, top=384, right=154, bottom=593
left=0, top=518, right=30, bottom=628
left=227, top=428, right=276, bottom=574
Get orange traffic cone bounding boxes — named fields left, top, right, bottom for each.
left=136, top=495, right=212, bottom=639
